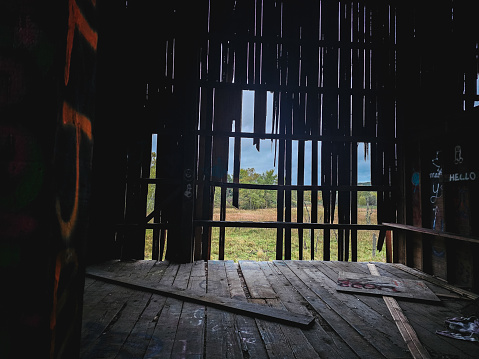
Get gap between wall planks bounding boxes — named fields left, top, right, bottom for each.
left=367, top=263, right=431, bottom=359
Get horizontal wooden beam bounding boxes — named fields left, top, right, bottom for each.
left=116, top=223, right=169, bottom=230
left=194, top=129, right=399, bottom=144
left=383, top=223, right=479, bottom=244
left=118, top=221, right=386, bottom=232
left=196, top=220, right=385, bottom=231
left=208, top=181, right=394, bottom=192
left=85, top=268, right=314, bottom=328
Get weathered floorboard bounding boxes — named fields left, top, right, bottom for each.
left=205, top=260, right=243, bottom=359
left=81, top=260, right=479, bottom=359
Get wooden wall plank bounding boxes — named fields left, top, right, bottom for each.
left=284, top=93, right=293, bottom=260
left=254, top=90, right=267, bottom=150
left=297, top=139, right=305, bottom=259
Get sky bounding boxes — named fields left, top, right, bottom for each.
left=227, top=91, right=371, bottom=185
left=151, top=90, right=372, bottom=184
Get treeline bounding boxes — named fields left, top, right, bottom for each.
left=214, top=168, right=377, bottom=211
left=214, top=168, right=278, bottom=210
left=147, top=156, right=376, bottom=213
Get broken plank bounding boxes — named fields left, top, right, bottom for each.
left=85, top=268, right=314, bottom=328
left=368, top=263, right=431, bottom=359
left=254, top=90, right=267, bottom=151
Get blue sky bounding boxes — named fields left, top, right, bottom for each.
left=227, top=91, right=371, bottom=185
left=151, top=90, right=371, bottom=184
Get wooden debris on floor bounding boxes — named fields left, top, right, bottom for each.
left=85, top=267, right=314, bottom=328
left=336, top=271, right=440, bottom=302
left=81, top=260, right=479, bottom=359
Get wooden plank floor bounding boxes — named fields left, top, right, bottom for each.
left=81, top=260, right=479, bottom=358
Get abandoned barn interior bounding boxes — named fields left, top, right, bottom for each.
left=2, top=0, right=479, bottom=357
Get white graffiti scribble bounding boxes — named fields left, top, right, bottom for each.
left=430, top=183, right=443, bottom=204
left=454, top=145, right=464, bottom=164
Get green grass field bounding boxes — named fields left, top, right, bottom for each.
left=145, top=205, right=385, bottom=263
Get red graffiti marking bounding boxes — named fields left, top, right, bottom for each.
left=64, top=0, right=98, bottom=86
left=50, top=249, right=79, bottom=359
left=56, top=102, right=92, bottom=240
left=51, top=0, right=96, bottom=353
left=56, top=0, right=96, bottom=242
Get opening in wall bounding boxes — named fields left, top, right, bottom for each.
left=358, top=142, right=371, bottom=184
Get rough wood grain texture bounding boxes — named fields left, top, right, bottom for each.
left=336, top=271, right=440, bottom=302
left=239, top=260, right=277, bottom=299
left=391, top=263, right=479, bottom=300
left=205, top=260, right=244, bottom=358
left=81, top=260, right=479, bottom=359
left=274, top=261, right=386, bottom=358
left=384, top=223, right=479, bottom=244
left=224, top=260, right=269, bottom=358
left=368, top=263, right=431, bottom=359
left=85, top=267, right=314, bottom=328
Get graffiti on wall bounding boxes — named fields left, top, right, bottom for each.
left=429, top=151, right=444, bottom=231
left=50, top=0, right=97, bottom=358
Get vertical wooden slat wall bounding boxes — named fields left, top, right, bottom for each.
left=193, top=0, right=399, bottom=261
left=397, top=1, right=479, bottom=291
left=118, top=0, right=402, bottom=262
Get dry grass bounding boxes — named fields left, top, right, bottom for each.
left=145, top=205, right=385, bottom=263
left=209, top=205, right=385, bottom=263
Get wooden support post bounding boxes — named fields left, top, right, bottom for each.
left=219, top=187, right=227, bottom=260
left=386, top=230, right=393, bottom=263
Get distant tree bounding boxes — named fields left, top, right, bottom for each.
left=214, top=168, right=278, bottom=210
left=238, top=168, right=278, bottom=210
left=358, top=191, right=377, bottom=207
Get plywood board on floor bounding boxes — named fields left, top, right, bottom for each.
left=336, top=271, right=440, bottom=301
